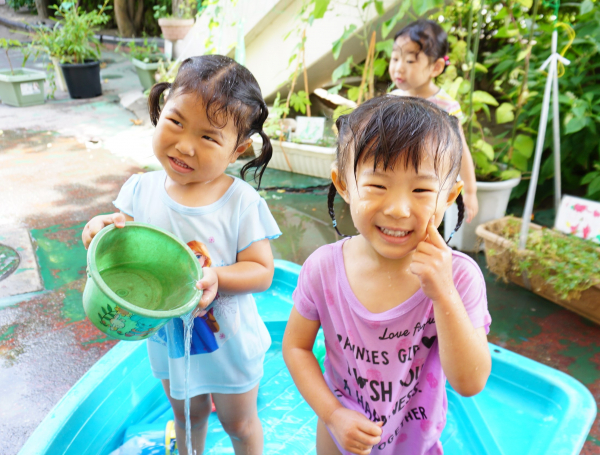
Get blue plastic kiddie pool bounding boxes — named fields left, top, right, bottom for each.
left=18, top=260, right=596, bottom=455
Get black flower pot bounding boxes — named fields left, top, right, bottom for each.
left=59, top=60, right=102, bottom=99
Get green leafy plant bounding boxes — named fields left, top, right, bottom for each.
left=32, top=0, right=111, bottom=64
left=263, top=93, right=290, bottom=139
left=0, top=39, right=23, bottom=75
left=6, top=0, right=36, bottom=12
left=118, top=37, right=163, bottom=63
left=154, top=0, right=197, bottom=19
left=493, top=218, right=600, bottom=300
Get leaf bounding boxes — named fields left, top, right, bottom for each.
left=373, top=58, right=388, bottom=77
left=472, top=91, right=499, bottom=106
left=474, top=139, right=494, bottom=160
left=587, top=176, right=600, bottom=196
left=581, top=0, right=594, bottom=15
left=347, top=86, right=360, bottom=102
left=565, top=116, right=587, bottom=135
left=374, top=0, right=384, bottom=15
left=581, top=171, right=599, bottom=185
left=516, top=0, right=532, bottom=8
left=412, top=0, right=443, bottom=16
left=375, top=39, right=394, bottom=58
left=332, top=56, right=353, bottom=82
left=328, top=83, right=342, bottom=95
left=475, top=63, right=488, bottom=73
left=332, top=25, right=357, bottom=60
left=313, top=0, right=331, bottom=19
left=382, top=1, right=410, bottom=38
left=513, top=134, right=534, bottom=158
left=496, top=103, right=515, bottom=124
left=500, top=169, right=522, bottom=180
left=516, top=45, right=532, bottom=62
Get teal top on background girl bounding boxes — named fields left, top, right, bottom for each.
left=389, top=19, right=479, bottom=225
left=82, top=55, right=280, bottom=455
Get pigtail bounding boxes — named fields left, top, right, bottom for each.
left=148, top=82, right=172, bottom=126
left=446, top=193, right=465, bottom=244
left=327, top=183, right=347, bottom=237
left=240, top=130, right=272, bottom=190
left=240, top=100, right=272, bottom=189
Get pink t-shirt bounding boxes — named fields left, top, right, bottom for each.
left=293, top=239, right=491, bottom=455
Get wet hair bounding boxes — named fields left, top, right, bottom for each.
left=328, top=95, right=465, bottom=243
left=394, top=19, right=449, bottom=74
left=148, top=55, right=272, bottom=188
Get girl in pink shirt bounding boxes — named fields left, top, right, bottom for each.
left=283, top=96, right=491, bottom=455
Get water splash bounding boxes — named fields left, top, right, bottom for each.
left=182, top=307, right=201, bottom=455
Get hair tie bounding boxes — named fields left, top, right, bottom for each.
left=444, top=55, right=450, bottom=66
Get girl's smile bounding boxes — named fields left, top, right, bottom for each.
left=168, top=156, right=195, bottom=173
left=337, top=155, right=462, bottom=263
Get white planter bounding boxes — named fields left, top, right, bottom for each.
left=444, top=177, right=521, bottom=252
left=252, top=135, right=336, bottom=179
left=51, top=57, right=68, bottom=92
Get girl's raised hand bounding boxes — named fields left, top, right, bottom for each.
left=196, top=267, right=218, bottom=315
left=409, top=216, right=456, bottom=302
left=82, top=213, right=128, bottom=249
left=327, top=408, right=383, bottom=455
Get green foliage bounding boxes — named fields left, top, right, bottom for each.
left=290, top=90, right=311, bottom=114
left=6, top=0, right=36, bottom=12
left=0, top=39, right=23, bottom=75
left=154, top=0, right=196, bottom=19
left=464, top=0, right=600, bottom=201
left=263, top=93, right=290, bottom=139
left=496, top=218, right=600, bottom=300
left=118, top=37, right=163, bottom=63
left=29, top=0, right=111, bottom=64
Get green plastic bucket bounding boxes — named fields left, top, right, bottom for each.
left=83, top=222, right=203, bottom=341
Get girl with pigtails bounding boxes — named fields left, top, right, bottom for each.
left=83, top=55, right=281, bottom=455
left=283, top=96, right=492, bottom=455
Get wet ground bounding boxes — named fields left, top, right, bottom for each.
left=0, top=50, right=598, bottom=455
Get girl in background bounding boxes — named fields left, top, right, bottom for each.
left=389, top=19, right=479, bottom=224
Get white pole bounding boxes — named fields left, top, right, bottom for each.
left=518, top=34, right=557, bottom=250
left=551, top=31, right=562, bottom=214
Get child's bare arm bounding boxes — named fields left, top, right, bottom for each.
left=82, top=212, right=133, bottom=249
left=411, top=218, right=491, bottom=396
left=458, top=127, right=479, bottom=223
left=195, top=239, right=274, bottom=309
left=283, top=308, right=382, bottom=455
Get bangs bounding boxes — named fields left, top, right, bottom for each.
left=336, top=96, right=462, bottom=188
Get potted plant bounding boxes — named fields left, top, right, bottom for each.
left=0, top=39, right=47, bottom=107
left=154, top=0, right=197, bottom=41
left=253, top=93, right=337, bottom=179
left=38, top=0, right=110, bottom=99
left=436, top=31, right=524, bottom=252
left=122, top=38, right=164, bottom=91
left=475, top=216, right=600, bottom=324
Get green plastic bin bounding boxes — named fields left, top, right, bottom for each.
left=131, top=57, right=161, bottom=91
left=0, top=68, right=46, bottom=107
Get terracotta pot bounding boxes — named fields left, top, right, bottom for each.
left=158, top=18, right=195, bottom=41
left=476, top=216, right=600, bottom=325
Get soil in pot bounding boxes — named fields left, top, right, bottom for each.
left=60, top=60, right=102, bottom=99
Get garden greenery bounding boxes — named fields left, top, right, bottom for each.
left=306, top=0, right=600, bottom=200
left=492, top=218, right=600, bottom=300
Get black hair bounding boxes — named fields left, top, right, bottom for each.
left=328, top=95, right=464, bottom=243
left=394, top=19, right=449, bottom=74
left=148, top=55, right=272, bottom=188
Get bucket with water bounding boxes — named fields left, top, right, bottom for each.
left=83, top=223, right=203, bottom=341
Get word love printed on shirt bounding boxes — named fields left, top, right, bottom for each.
left=333, top=317, right=437, bottom=430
